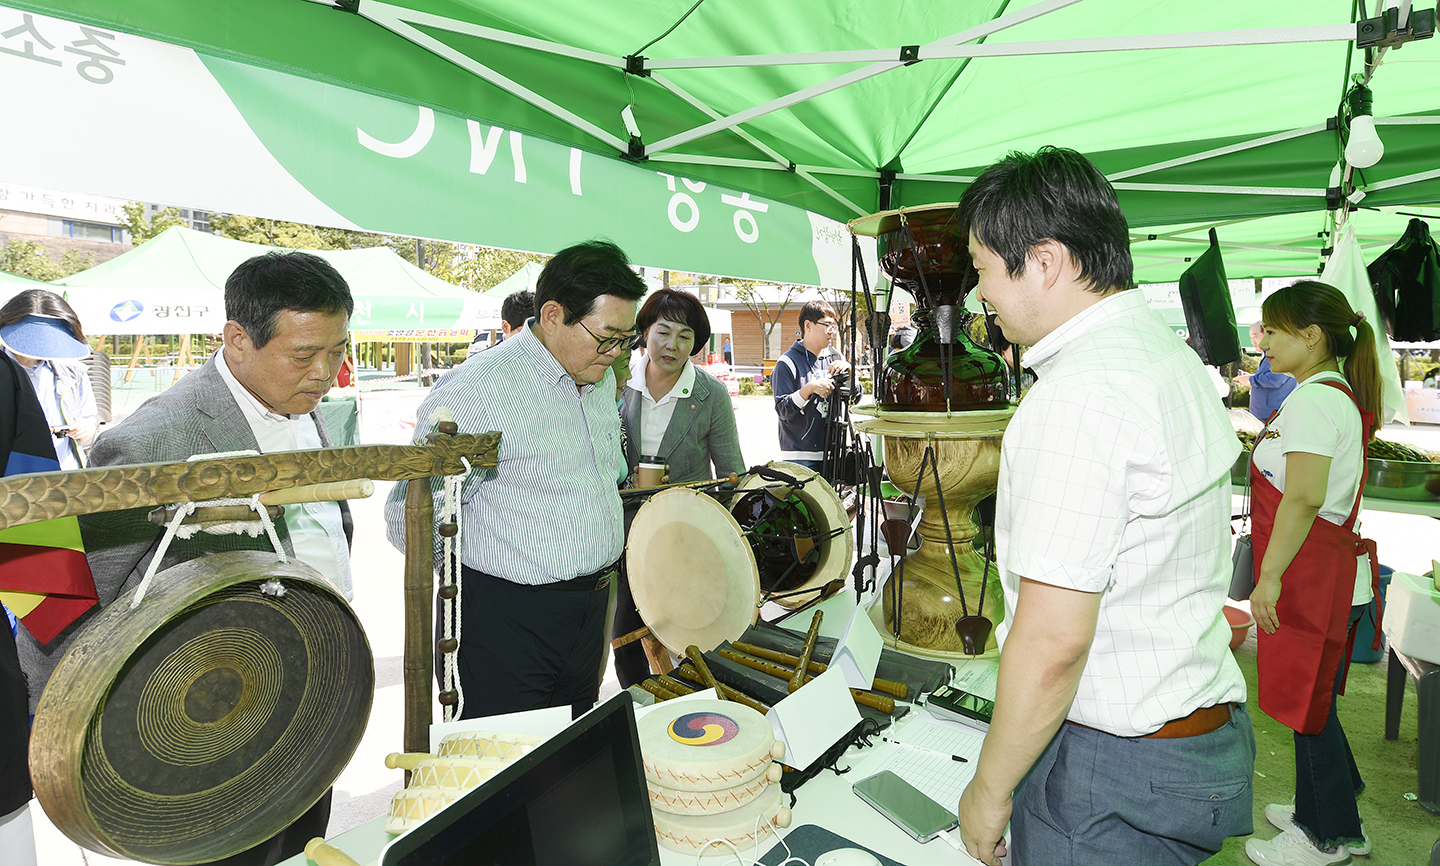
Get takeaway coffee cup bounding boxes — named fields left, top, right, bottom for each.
left=635, top=462, right=667, bottom=488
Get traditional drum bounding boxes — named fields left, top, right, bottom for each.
left=626, top=462, right=855, bottom=658
left=435, top=730, right=544, bottom=761
left=627, top=487, right=761, bottom=657
left=385, top=786, right=466, bottom=836
left=651, top=781, right=791, bottom=856
left=29, top=551, right=373, bottom=865
left=638, top=699, right=790, bottom=856
left=730, top=462, right=853, bottom=608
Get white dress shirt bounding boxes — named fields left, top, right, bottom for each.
left=215, top=349, right=353, bottom=600
left=627, top=353, right=696, bottom=459
left=995, top=290, right=1247, bottom=736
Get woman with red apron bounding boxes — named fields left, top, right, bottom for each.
left=1244, top=281, right=1385, bottom=866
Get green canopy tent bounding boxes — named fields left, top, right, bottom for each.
left=2, top=0, right=1437, bottom=284
left=49, top=226, right=501, bottom=336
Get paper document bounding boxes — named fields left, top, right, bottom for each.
left=857, top=713, right=983, bottom=809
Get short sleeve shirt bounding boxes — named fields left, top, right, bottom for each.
left=995, top=290, right=1247, bottom=736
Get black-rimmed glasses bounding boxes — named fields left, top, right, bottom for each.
left=577, top=319, right=638, bottom=354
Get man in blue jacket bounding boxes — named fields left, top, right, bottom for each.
left=1234, top=321, right=1296, bottom=420
left=770, top=300, right=860, bottom=470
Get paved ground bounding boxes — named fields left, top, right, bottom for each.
left=29, top=393, right=1440, bottom=862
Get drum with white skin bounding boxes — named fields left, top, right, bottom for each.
left=638, top=699, right=791, bottom=856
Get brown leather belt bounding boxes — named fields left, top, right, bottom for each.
left=1069, top=703, right=1236, bottom=739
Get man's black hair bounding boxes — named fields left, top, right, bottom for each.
left=501, top=290, right=535, bottom=330
left=958, top=146, right=1132, bottom=294
left=797, top=300, right=838, bottom=335
left=535, top=240, right=647, bottom=324
left=225, top=251, right=354, bottom=348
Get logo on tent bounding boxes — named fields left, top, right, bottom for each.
left=110, top=300, right=144, bottom=322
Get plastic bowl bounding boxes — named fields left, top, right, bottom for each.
left=1223, top=605, right=1254, bottom=650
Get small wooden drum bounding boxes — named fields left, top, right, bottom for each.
left=639, top=699, right=790, bottom=856
left=652, top=782, right=791, bottom=856
left=637, top=699, right=784, bottom=793
left=386, top=786, right=465, bottom=836
left=29, top=551, right=373, bottom=865
left=436, top=730, right=544, bottom=761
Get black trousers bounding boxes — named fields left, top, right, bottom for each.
left=457, top=567, right=609, bottom=719
left=610, top=562, right=651, bottom=689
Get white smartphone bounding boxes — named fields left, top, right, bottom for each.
left=851, top=770, right=958, bottom=843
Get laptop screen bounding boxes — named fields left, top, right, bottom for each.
left=382, top=694, right=659, bottom=866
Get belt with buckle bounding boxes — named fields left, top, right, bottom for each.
left=1068, top=703, right=1236, bottom=739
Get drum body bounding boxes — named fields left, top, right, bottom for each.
left=626, top=463, right=855, bottom=653
left=30, top=550, right=374, bottom=865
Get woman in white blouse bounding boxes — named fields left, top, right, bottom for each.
left=1245, top=280, right=1383, bottom=865
left=612, top=289, right=743, bottom=687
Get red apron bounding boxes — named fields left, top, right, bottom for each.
left=1250, top=380, right=1381, bottom=736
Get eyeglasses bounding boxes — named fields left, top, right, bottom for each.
left=576, top=319, right=638, bottom=354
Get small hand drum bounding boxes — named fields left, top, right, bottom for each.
left=30, top=550, right=373, bottom=865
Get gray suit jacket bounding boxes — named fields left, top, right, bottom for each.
left=621, top=365, right=744, bottom=484
left=16, top=355, right=353, bottom=712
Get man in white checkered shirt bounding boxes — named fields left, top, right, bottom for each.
left=955, top=148, right=1254, bottom=865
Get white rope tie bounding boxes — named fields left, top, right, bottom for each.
left=130, top=449, right=291, bottom=610
left=440, top=456, right=471, bottom=721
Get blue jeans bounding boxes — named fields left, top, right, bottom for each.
left=1012, top=704, right=1256, bottom=865
left=790, top=459, right=824, bottom=473
left=1292, top=605, right=1366, bottom=850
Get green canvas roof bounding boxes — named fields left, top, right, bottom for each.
left=5, top=0, right=1438, bottom=282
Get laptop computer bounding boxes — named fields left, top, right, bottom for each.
left=379, top=693, right=660, bottom=866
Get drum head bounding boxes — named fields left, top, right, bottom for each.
left=627, top=488, right=760, bottom=656
left=30, top=550, right=373, bottom=865
left=732, top=462, right=854, bottom=608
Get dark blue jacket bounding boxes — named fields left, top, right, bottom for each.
left=770, top=340, right=860, bottom=461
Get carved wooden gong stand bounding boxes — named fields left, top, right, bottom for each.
left=8, top=427, right=498, bottom=861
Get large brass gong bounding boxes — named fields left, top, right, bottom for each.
left=30, top=550, right=374, bottom=864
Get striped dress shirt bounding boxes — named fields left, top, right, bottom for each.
left=384, top=324, right=627, bottom=584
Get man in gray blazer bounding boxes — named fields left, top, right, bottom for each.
left=17, top=251, right=355, bottom=866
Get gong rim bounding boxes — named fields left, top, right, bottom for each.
left=627, top=488, right=761, bottom=656
left=30, top=550, right=374, bottom=864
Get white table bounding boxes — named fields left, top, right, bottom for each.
left=279, top=675, right=993, bottom=866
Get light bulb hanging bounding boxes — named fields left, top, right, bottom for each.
left=1344, top=84, right=1385, bottom=169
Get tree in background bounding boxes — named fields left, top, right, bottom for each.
left=0, top=240, right=93, bottom=281
left=733, top=280, right=801, bottom=361
left=117, top=202, right=188, bottom=245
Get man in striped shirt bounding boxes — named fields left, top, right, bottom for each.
left=385, top=240, right=645, bottom=719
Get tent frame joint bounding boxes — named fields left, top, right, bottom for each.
left=898, top=45, right=921, bottom=65
left=624, top=54, right=652, bottom=78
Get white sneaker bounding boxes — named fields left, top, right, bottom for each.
left=1265, top=803, right=1371, bottom=856
left=1246, top=826, right=1352, bottom=866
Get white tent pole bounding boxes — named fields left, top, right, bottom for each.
left=794, top=168, right=869, bottom=216
left=646, top=72, right=870, bottom=214
left=647, top=24, right=1355, bottom=70
left=361, top=3, right=628, bottom=152
left=1366, top=167, right=1440, bottom=193
left=364, top=1, right=626, bottom=67
left=1108, top=124, right=1328, bottom=181
left=1111, top=182, right=1325, bottom=197
left=644, top=0, right=1083, bottom=156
